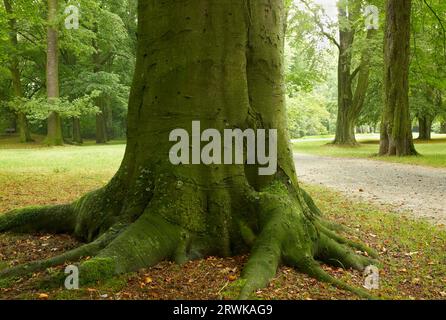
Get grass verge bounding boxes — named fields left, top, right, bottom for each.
left=293, top=136, right=446, bottom=168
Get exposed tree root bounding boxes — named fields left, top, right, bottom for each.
left=0, top=180, right=379, bottom=299
left=292, top=258, right=375, bottom=300
left=0, top=223, right=127, bottom=279
left=0, top=204, right=76, bottom=234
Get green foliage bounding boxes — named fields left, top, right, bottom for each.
left=0, top=0, right=137, bottom=140
left=285, top=2, right=334, bottom=93
left=409, top=0, right=446, bottom=126
left=287, top=93, right=331, bottom=138
left=7, top=91, right=100, bottom=121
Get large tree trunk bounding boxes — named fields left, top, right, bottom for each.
left=4, top=0, right=33, bottom=143
left=0, top=0, right=376, bottom=299
left=379, top=0, right=417, bottom=156
left=333, top=2, right=375, bottom=146
left=417, top=116, right=432, bottom=140
left=44, top=0, right=63, bottom=146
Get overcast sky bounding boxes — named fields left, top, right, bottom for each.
left=304, top=0, right=339, bottom=21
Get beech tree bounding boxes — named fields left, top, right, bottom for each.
left=0, top=0, right=376, bottom=299
left=379, top=0, right=417, bottom=156
left=45, top=0, right=63, bottom=146
left=333, top=0, right=377, bottom=145
left=300, top=0, right=378, bottom=145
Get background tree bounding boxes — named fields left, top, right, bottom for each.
left=379, top=0, right=417, bottom=156
left=2, top=0, right=33, bottom=142
left=410, top=0, right=446, bottom=140
left=45, top=0, right=63, bottom=145
left=333, top=0, right=378, bottom=145
left=60, top=0, right=135, bottom=143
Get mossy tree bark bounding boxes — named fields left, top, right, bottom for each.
left=333, top=1, right=375, bottom=146
left=379, top=0, right=417, bottom=156
left=44, top=0, right=63, bottom=146
left=3, top=0, right=33, bottom=143
left=0, top=0, right=377, bottom=299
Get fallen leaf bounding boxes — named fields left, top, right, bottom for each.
left=144, top=277, right=153, bottom=284
left=38, top=293, right=49, bottom=300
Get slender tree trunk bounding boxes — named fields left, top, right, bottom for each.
left=45, top=0, right=63, bottom=146
left=417, top=116, right=432, bottom=140
left=0, top=0, right=376, bottom=299
left=92, top=23, right=109, bottom=144
left=105, top=98, right=113, bottom=139
left=379, top=0, right=417, bottom=156
left=72, top=117, right=83, bottom=144
left=4, top=0, right=33, bottom=143
left=95, top=106, right=108, bottom=144
left=334, top=2, right=375, bottom=145
left=334, top=3, right=355, bottom=145
left=438, top=94, right=446, bottom=134
left=11, top=114, right=17, bottom=132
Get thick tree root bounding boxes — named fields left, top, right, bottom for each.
left=292, top=258, right=376, bottom=299
left=0, top=204, right=76, bottom=234
left=316, top=222, right=379, bottom=260
left=80, top=213, right=182, bottom=283
left=0, top=181, right=379, bottom=299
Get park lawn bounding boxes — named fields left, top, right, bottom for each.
left=293, top=135, right=446, bottom=168
left=0, top=141, right=445, bottom=300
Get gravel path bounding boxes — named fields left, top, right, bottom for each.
left=294, top=153, right=446, bottom=225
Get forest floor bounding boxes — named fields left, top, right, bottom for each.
left=0, top=136, right=445, bottom=300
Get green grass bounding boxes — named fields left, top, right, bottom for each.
left=0, top=135, right=126, bottom=213
left=0, top=138, right=125, bottom=175
left=293, top=135, right=446, bottom=168
left=304, top=184, right=446, bottom=300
